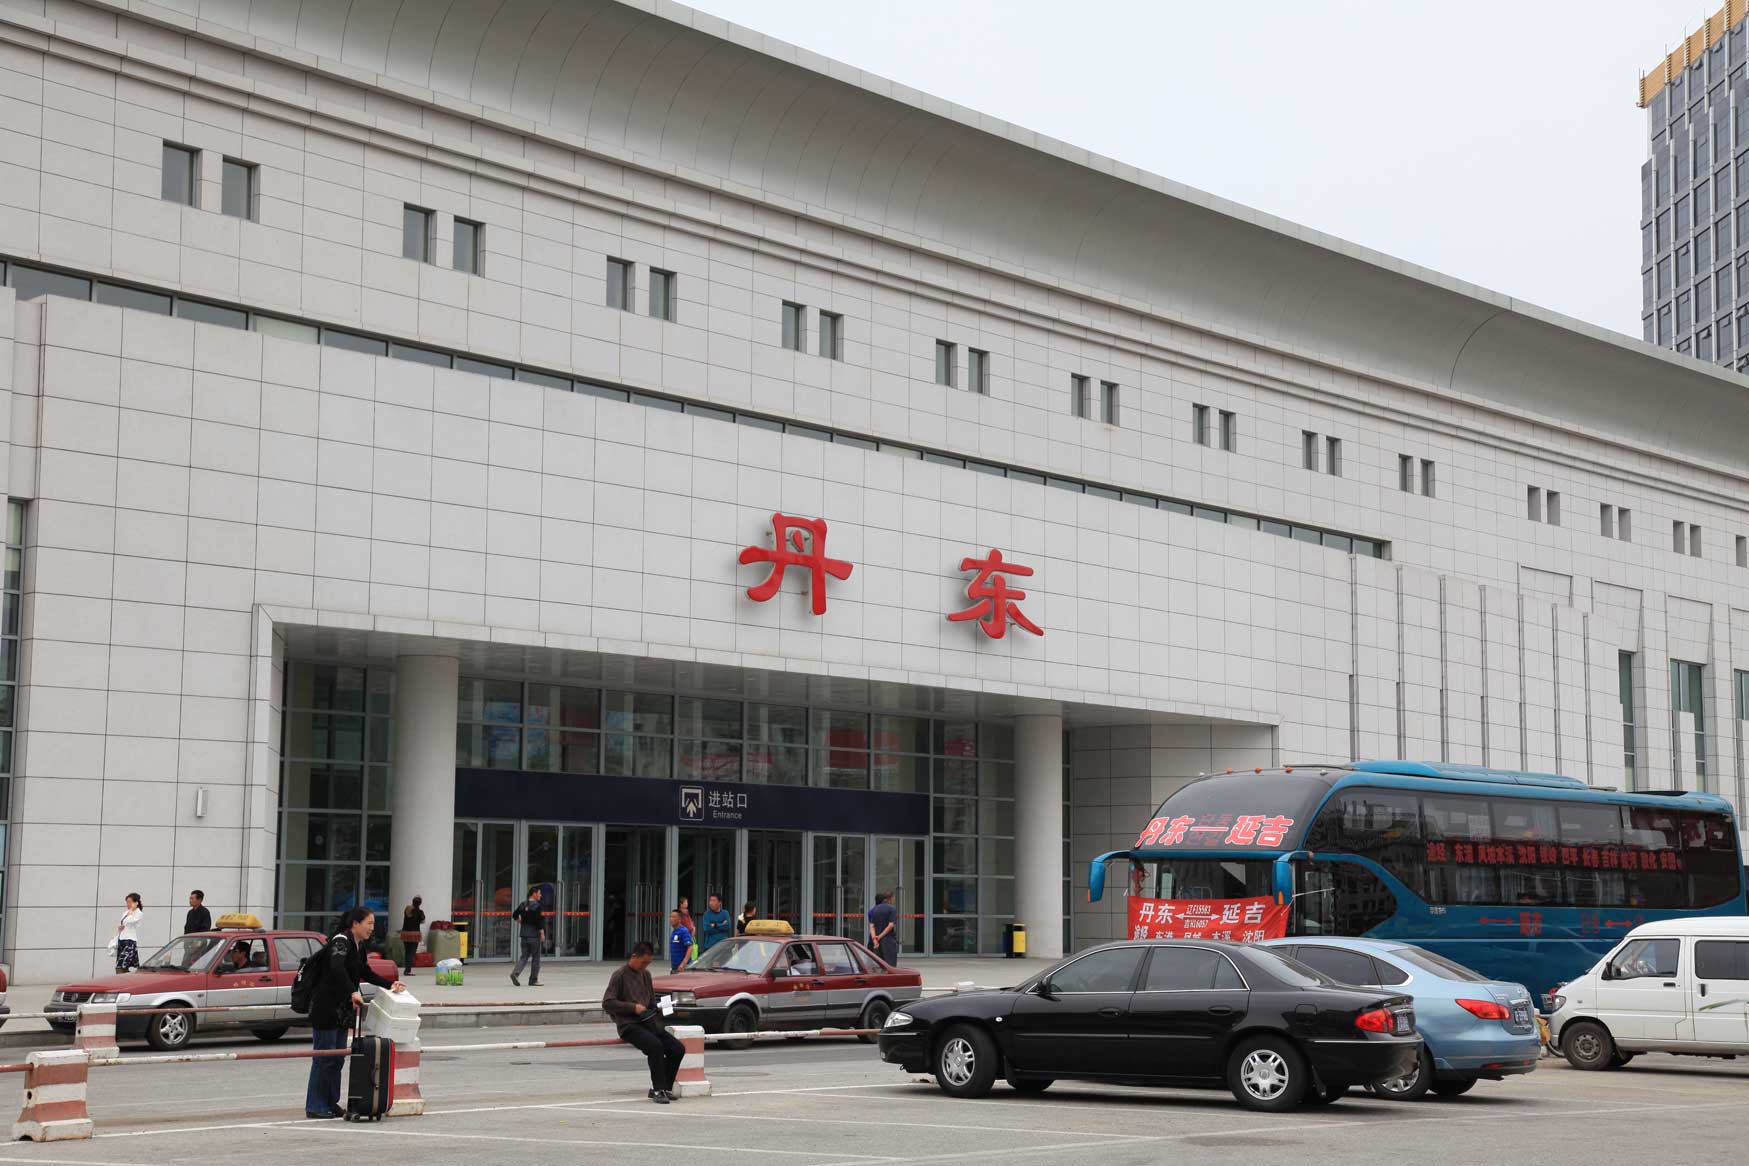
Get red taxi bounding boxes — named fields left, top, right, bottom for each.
left=653, top=927, right=922, bottom=1048
left=46, top=922, right=398, bottom=1050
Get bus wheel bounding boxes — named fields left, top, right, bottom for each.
left=1561, top=1020, right=1616, bottom=1071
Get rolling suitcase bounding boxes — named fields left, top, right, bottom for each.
left=344, top=1027, right=394, bottom=1121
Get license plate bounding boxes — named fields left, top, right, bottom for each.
left=1512, top=1006, right=1531, bottom=1027
left=1393, top=1012, right=1411, bottom=1035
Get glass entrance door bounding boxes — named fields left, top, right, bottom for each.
left=812, top=834, right=867, bottom=939
left=677, top=827, right=734, bottom=935
left=873, top=836, right=926, bottom=955
left=479, top=821, right=517, bottom=959
left=604, top=825, right=666, bottom=960
left=524, top=824, right=593, bottom=959
left=747, top=830, right=802, bottom=932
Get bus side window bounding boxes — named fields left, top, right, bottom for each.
left=1292, top=861, right=1396, bottom=937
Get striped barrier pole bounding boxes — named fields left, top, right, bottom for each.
left=389, top=1041, right=424, bottom=1116
left=72, top=1005, right=119, bottom=1060
left=671, top=1025, right=709, bottom=1098
left=12, top=1050, right=92, bottom=1142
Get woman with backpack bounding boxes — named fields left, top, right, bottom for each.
left=301, top=907, right=404, bottom=1120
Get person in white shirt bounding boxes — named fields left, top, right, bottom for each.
left=114, top=893, right=144, bottom=973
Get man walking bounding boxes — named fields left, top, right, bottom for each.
left=867, top=890, right=899, bottom=966
left=699, top=893, right=732, bottom=952
left=603, top=941, right=685, bottom=1104
left=667, top=909, right=693, bottom=974
left=183, top=890, right=212, bottom=935
left=305, top=906, right=403, bottom=1120
left=510, top=886, right=546, bottom=987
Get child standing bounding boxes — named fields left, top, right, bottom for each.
left=667, top=909, right=693, bottom=974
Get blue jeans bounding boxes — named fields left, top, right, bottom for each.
left=306, top=1027, right=347, bottom=1115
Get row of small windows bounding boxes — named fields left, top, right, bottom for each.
left=1600, top=503, right=1633, bottom=542
left=604, top=258, right=677, bottom=322
left=1068, top=375, right=1120, bottom=424
left=161, top=143, right=257, bottom=222
left=1302, top=431, right=1342, bottom=476
left=0, top=255, right=1389, bottom=561
left=1191, top=404, right=1237, bottom=451
left=1396, top=455, right=1436, bottom=497
left=401, top=205, right=483, bottom=276
left=934, top=341, right=990, bottom=394
left=1527, top=485, right=1562, bottom=526
left=782, top=304, right=844, bottom=361
left=1674, top=521, right=1704, bottom=558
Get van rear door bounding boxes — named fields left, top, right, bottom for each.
left=1690, top=938, right=1749, bottom=1048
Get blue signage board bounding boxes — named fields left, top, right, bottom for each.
left=455, top=768, right=929, bottom=836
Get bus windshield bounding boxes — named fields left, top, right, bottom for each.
left=1128, top=857, right=1275, bottom=901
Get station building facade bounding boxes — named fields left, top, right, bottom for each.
left=1, top=0, right=1747, bottom=981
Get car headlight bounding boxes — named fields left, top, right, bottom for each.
left=1544, top=993, right=1565, bottom=1012
left=671, top=992, right=696, bottom=1007
left=883, top=1011, right=914, bottom=1029
left=89, top=992, right=119, bottom=1003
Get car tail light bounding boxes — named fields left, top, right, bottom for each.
left=0, top=966, right=8, bottom=992
left=1456, top=998, right=1511, bottom=1021
left=1354, top=1008, right=1394, bottom=1033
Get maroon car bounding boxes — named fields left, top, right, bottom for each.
left=45, top=928, right=399, bottom=1050
left=654, top=933, right=922, bottom=1047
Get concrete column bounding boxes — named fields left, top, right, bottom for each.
left=390, top=655, right=460, bottom=927
left=1014, top=712, right=1065, bottom=959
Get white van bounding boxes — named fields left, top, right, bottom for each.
left=1547, top=917, right=1749, bottom=1069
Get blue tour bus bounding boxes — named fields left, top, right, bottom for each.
left=1089, top=760, right=1747, bottom=1002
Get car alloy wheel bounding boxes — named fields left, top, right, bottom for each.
left=1372, top=1048, right=1432, bottom=1101
left=940, top=1036, right=977, bottom=1088
left=1239, top=1048, right=1290, bottom=1101
left=149, top=1010, right=193, bottom=1051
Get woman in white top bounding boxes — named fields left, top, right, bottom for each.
left=115, top=893, right=143, bottom=973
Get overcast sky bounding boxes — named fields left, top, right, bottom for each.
left=687, top=0, right=1702, bottom=339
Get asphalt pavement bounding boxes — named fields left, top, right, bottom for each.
left=2, top=1023, right=1745, bottom=1164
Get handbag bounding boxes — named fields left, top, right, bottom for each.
left=106, top=935, right=119, bottom=955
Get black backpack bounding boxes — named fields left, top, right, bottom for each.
left=290, top=937, right=337, bottom=1015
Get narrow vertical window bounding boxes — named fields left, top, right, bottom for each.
left=1302, top=431, right=1319, bottom=472
left=1601, top=503, right=1615, bottom=538
left=1398, top=454, right=1414, bottom=492
left=1620, top=651, right=1637, bottom=789
left=1619, top=508, right=1632, bottom=541
left=648, top=268, right=676, bottom=321
left=1100, top=380, right=1120, bottom=426
left=1528, top=487, right=1543, bottom=522
left=1737, top=534, right=1748, bottom=567
left=453, top=217, right=482, bottom=275
left=1689, top=523, right=1703, bottom=557
left=1420, top=460, right=1435, bottom=498
left=220, top=158, right=256, bottom=220
left=1671, top=659, right=1707, bottom=789
left=967, top=348, right=990, bottom=394
left=819, top=311, right=843, bottom=361
left=1192, top=404, right=1210, bottom=446
left=1219, top=410, right=1237, bottom=452
left=1674, top=519, right=1687, bottom=552
left=606, top=258, right=632, bottom=311
left=162, top=143, right=197, bottom=206
left=1070, top=374, right=1090, bottom=419
left=1325, top=436, right=1342, bottom=477
left=402, top=205, right=433, bottom=262
left=1546, top=490, right=1561, bottom=526
left=782, top=303, right=806, bottom=352
left=935, top=341, right=957, bottom=387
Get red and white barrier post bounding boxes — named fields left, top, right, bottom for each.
left=12, top=1050, right=93, bottom=1142
left=73, top=1004, right=119, bottom=1060
left=670, top=1025, right=710, bottom=1098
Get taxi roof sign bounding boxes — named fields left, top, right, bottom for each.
left=741, top=919, right=795, bottom=937
left=214, top=912, right=264, bottom=930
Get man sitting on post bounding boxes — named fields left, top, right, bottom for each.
left=603, top=941, right=686, bottom=1104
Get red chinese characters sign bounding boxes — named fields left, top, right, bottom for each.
left=1135, top=814, right=1297, bottom=849
left=1128, top=896, right=1289, bottom=943
left=738, top=513, right=853, bottom=615
left=1425, top=840, right=1684, bottom=873
left=947, top=549, right=1042, bottom=639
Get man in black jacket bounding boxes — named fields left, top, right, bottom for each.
left=304, top=907, right=404, bottom=1120
left=602, top=941, right=685, bottom=1103
left=183, top=890, right=212, bottom=935
left=509, top=886, right=546, bottom=987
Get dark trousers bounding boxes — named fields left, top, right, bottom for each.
left=402, top=936, right=418, bottom=974
left=511, top=935, right=541, bottom=981
left=306, top=1027, right=347, bottom=1115
left=622, top=1022, right=685, bottom=1092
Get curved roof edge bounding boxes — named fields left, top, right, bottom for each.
left=73, top=0, right=1749, bottom=477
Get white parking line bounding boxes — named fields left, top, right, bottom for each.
left=273, top=1124, right=899, bottom=1158
left=558, top=1103, right=1155, bottom=1140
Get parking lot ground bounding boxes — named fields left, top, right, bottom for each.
left=2, top=1026, right=1746, bottom=1165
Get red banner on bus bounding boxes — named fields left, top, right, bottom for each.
left=1127, top=896, right=1289, bottom=943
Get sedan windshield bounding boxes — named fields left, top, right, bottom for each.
left=1395, top=947, right=1488, bottom=982
left=686, top=938, right=782, bottom=973
left=139, top=935, right=226, bottom=972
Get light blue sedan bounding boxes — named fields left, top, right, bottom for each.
left=1259, top=937, right=1540, bottom=1099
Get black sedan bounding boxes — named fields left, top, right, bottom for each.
left=879, top=939, right=1421, bottom=1111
